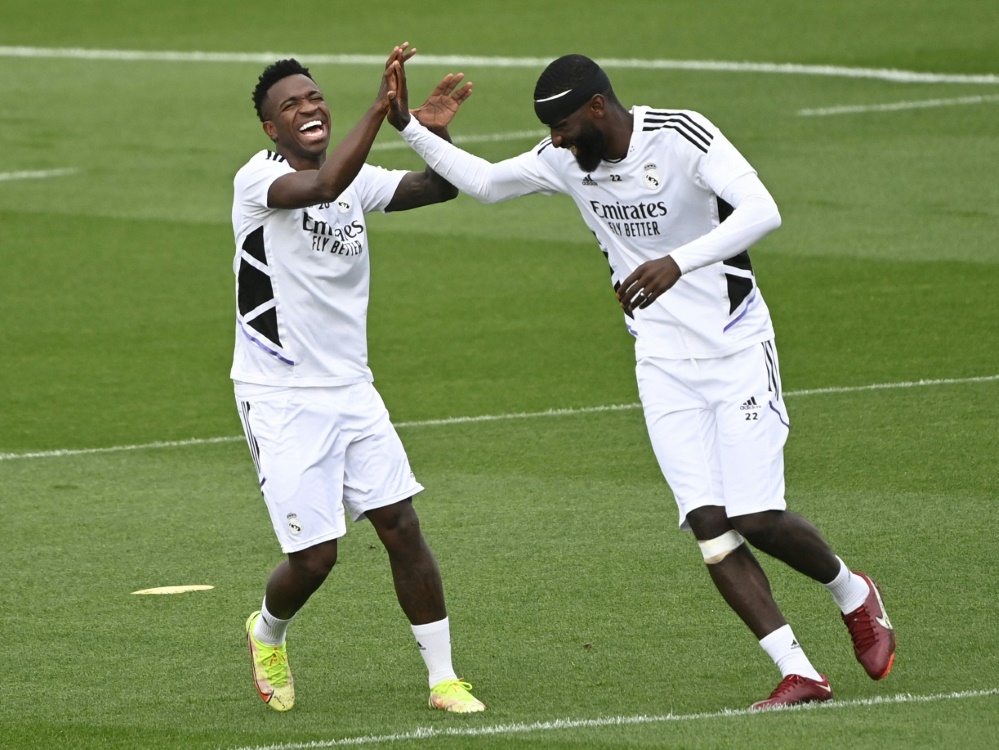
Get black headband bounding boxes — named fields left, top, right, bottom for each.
left=533, top=67, right=611, bottom=126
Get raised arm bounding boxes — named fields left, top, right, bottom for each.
left=396, top=116, right=546, bottom=205
left=384, top=56, right=473, bottom=211
left=387, top=63, right=545, bottom=205
left=267, top=45, right=414, bottom=209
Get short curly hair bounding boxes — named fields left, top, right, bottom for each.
left=533, top=54, right=608, bottom=101
left=532, top=54, right=617, bottom=126
left=252, top=59, right=314, bottom=122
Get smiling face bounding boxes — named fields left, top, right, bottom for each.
left=548, top=97, right=609, bottom=174
left=261, top=74, right=331, bottom=167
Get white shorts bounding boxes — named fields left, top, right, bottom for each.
left=636, top=340, right=789, bottom=530
left=234, top=381, right=424, bottom=553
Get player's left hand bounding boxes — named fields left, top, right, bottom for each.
left=617, top=256, right=681, bottom=315
left=411, top=73, right=473, bottom=130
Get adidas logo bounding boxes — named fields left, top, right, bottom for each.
left=739, top=396, right=760, bottom=410
left=582, top=174, right=597, bottom=186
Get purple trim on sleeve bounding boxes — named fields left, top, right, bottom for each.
left=723, top=288, right=757, bottom=332
left=238, top=319, right=295, bottom=365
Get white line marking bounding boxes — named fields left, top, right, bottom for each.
left=799, top=94, right=999, bottom=116
left=400, top=401, right=640, bottom=427
left=2, top=46, right=998, bottom=85
left=778, top=374, right=999, bottom=397
left=0, top=168, right=79, bottom=182
left=0, top=436, right=242, bottom=461
left=372, top=129, right=546, bottom=152
left=225, top=688, right=998, bottom=750
left=1, top=375, right=994, bottom=462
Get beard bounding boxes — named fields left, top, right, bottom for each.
left=571, top=123, right=607, bottom=173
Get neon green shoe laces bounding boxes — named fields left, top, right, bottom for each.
left=429, top=679, right=486, bottom=712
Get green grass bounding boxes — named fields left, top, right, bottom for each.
left=2, top=2, right=998, bottom=748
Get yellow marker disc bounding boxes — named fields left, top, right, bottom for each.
left=131, top=585, right=215, bottom=595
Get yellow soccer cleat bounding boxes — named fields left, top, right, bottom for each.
left=429, top=679, right=486, bottom=713
left=245, top=611, right=295, bottom=711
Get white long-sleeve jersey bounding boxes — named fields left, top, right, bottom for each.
left=400, top=108, right=781, bottom=360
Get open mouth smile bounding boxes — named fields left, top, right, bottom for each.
left=298, top=120, right=326, bottom=141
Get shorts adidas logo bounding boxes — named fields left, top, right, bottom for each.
left=739, top=396, right=760, bottom=410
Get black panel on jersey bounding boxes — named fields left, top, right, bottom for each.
left=725, top=273, right=754, bottom=314
left=241, top=225, right=268, bottom=265
left=718, top=198, right=755, bottom=278
left=717, top=196, right=734, bottom=223
left=238, top=260, right=275, bottom=319
left=248, top=306, right=281, bottom=346
left=237, top=226, right=281, bottom=345
left=723, top=249, right=754, bottom=273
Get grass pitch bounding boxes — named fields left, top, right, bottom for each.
left=1, top=2, right=997, bottom=748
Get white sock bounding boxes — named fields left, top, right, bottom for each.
left=412, top=617, right=458, bottom=688
left=822, top=557, right=871, bottom=614
left=759, top=624, right=822, bottom=681
left=253, top=599, right=294, bottom=646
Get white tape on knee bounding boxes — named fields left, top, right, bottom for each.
left=698, top=530, right=745, bottom=564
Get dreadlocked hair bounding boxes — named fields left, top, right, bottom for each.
left=253, top=59, right=314, bottom=121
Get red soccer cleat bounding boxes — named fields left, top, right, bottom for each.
left=842, top=572, right=896, bottom=680
left=751, top=674, right=833, bottom=710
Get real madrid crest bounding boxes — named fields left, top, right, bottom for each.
left=643, top=163, right=662, bottom=191
left=336, top=198, right=352, bottom=214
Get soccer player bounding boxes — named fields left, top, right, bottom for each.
left=389, top=54, right=896, bottom=709
left=230, top=45, right=483, bottom=713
